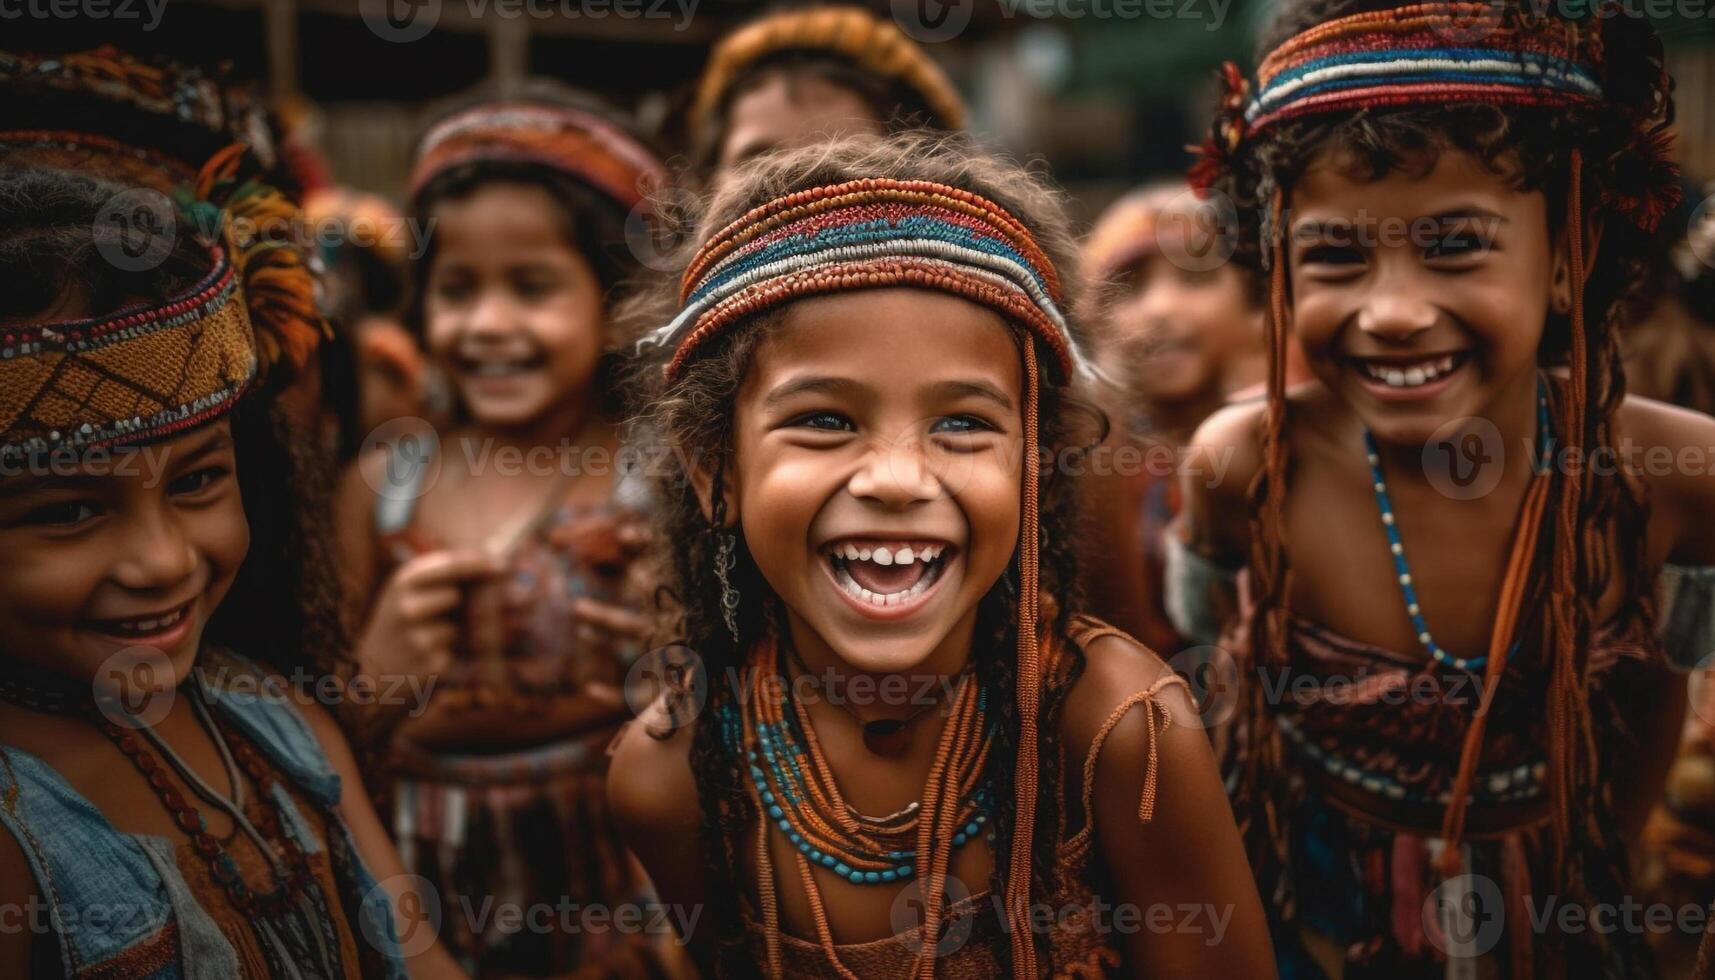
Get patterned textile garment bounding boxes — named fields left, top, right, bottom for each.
left=1236, top=603, right=1671, bottom=980
left=0, top=647, right=406, bottom=980
left=737, top=618, right=1186, bottom=978
left=372, top=452, right=677, bottom=978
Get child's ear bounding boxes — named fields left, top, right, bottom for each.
left=686, top=451, right=738, bottom=528
left=1549, top=215, right=1605, bottom=315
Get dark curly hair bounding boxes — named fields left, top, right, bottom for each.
left=1198, top=0, right=1677, bottom=968
left=0, top=166, right=351, bottom=689
left=620, top=132, right=1103, bottom=976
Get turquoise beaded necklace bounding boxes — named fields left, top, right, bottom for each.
left=1362, top=374, right=1553, bottom=672
left=723, top=656, right=996, bottom=886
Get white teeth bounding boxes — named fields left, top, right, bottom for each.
left=845, top=543, right=861, bottom=560
left=859, top=547, right=872, bottom=560
left=896, top=547, right=915, bottom=564
left=872, top=547, right=894, bottom=566
left=1364, top=354, right=1463, bottom=389
left=832, top=554, right=943, bottom=607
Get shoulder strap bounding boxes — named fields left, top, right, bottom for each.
left=373, top=435, right=434, bottom=534
left=1075, top=674, right=1190, bottom=836
left=198, top=649, right=342, bottom=808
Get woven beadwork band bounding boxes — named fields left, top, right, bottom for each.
left=1, top=241, right=258, bottom=463
left=1246, top=3, right=1601, bottom=132
left=408, top=102, right=665, bottom=210
left=646, top=178, right=1091, bottom=383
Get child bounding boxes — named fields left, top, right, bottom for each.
left=336, top=85, right=680, bottom=977
left=1077, top=183, right=1267, bottom=650
left=1178, top=1, right=1715, bottom=974
left=609, top=133, right=1274, bottom=978
left=0, top=46, right=453, bottom=979
left=688, top=5, right=966, bottom=183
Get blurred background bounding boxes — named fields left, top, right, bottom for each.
left=13, top=0, right=1713, bottom=228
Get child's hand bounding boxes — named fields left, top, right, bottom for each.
left=357, top=549, right=500, bottom=688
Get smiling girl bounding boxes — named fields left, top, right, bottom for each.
left=0, top=46, right=453, bottom=979
left=1180, top=0, right=1715, bottom=974
left=609, top=134, right=1273, bottom=978
left=335, top=86, right=681, bottom=977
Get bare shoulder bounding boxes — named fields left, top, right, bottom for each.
left=1060, top=628, right=1200, bottom=768
left=1614, top=395, right=1715, bottom=564
left=607, top=697, right=701, bottom=841
left=1187, top=399, right=1267, bottom=507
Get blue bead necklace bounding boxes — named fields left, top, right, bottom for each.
left=1362, top=375, right=1552, bottom=672
left=723, top=649, right=995, bottom=886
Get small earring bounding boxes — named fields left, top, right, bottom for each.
left=715, top=530, right=740, bottom=643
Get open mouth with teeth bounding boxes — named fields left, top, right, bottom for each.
left=459, top=353, right=547, bottom=379
left=1349, top=352, right=1470, bottom=391
left=822, top=540, right=953, bottom=613
left=83, top=600, right=195, bottom=643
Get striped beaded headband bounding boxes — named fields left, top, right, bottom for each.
left=408, top=102, right=666, bottom=211
left=1, top=240, right=257, bottom=464
left=645, top=178, right=1091, bottom=384
left=1244, top=2, right=1601, bottom=133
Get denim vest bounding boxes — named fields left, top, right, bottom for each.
left=0, top=651, right=407, bottom=979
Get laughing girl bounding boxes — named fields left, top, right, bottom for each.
left=0, top=47, right=450, bottom=979
left=1179, top=0, right=1715, bottom=974
left=335, top=86, right=682, bottom=977
left=609, top=134, right=1273, bottom=978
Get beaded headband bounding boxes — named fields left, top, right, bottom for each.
left=1, top=46, right=333, bottom=460
left=691, top=6, right=967, bottom=137
left=408, top=102, right=666, bottom=211
left=1, top=240, right=257, bottom=464
left=644, top=178, right=1091, bottom=383
left=1191, top=1, right=1679, bottom=233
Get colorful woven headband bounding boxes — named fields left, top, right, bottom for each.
left=691, top=6, right=967, bottom=136
left=1246, top=2, right=1601, bottom=132
left=1, top=239, right=257, bottom=463
left=408, top=102, right=665, bottom=211
left=1191, top=1, right=1678, bottom=233
left=643, top=178, right=1091, bottom=384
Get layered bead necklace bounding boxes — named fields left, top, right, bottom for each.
left=1363, top=375, right=1553, bottom=672
left=726, top=640, right=995, bottom=887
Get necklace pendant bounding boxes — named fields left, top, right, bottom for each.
left=861, top=718, right=911, bottom=755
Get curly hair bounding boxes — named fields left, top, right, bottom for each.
left=1198, top=0, right=1676, bottom=960
left=619, top=132, right=1103, bottom=976
left=0, top=166, right=351, bottom=690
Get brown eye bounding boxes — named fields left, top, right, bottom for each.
left=22, top=500, right=99, bottom=527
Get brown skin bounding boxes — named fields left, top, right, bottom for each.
left=716, top=72, right=886, bottom=183
left=1181, top=146, right=1715, bottom=974
left=609, top=289, right=1273, bottom=973
left=1082, top=224, right=1267, bottom=647
left=0, top=423, right=462, bottom=978
left=337, top=183, right=645, bottom=749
